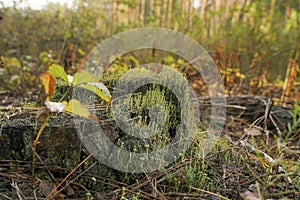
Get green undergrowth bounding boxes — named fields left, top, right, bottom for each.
left=58, top=67, right=300, bottom=198
left=1, top=64, right=299, bottom=199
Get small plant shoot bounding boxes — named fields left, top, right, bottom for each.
left=32, top=64, right=111, bottom=176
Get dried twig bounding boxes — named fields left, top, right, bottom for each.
left=144, top=172, right=167, bottom=200
left=45, top=153, right=93, bottom=200
left=10, top=180, right=25, bottom=200
left=239, top=140, right=292, bottom=185
left=189, top=186, right=230, bottom=200
left=0, top=193, right=13, bottom=200
left=280, top=45, right=299, bottom=106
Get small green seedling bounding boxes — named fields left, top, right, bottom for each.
left=32, top=64, right=111, bottom=177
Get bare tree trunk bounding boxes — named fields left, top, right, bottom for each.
left=232, top=0, right=242, bottom=24
left=223, top=0, right=232, bottom=33
left=267, top=0, right=276, bottom=31
left=224, top=0, right=231, bottom=19
left=188, top=0, right=194, bottom=30
left=160, top=0, right=164, bottom=26
left=154, top=0, right=162, bottom=27
left=179, top=0, right=184, bottom=19
left=200, top=0, right=208, bottom=21
left=168, top=0, right=173, bottom=28
left=243, top=0, right=252, bottom=23
left=165, top=0, right=170, bottom=27
left=213, top=0, right=222, bottom=37
left=181, top=0, right=188, bottom=32
left=171, top=0, right=178, bottom=28
left=112, top=0, right=119, bottom=32
left=187, top=0, right=191, bottom=31
left=133, top=0, right=139, bottom=27
left=139, top=0, right=143, bottom=25
left=144, top=0, right=150, bottom=25
left=127, top=1, right=130, bottom=26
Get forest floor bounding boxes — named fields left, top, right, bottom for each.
left=0, top=83, right=300, bottom=200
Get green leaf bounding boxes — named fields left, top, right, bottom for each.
left=72, top=70, right=98, bottom=86
left=79, top=82, right=111, bottom=104
left=62, top=99, right=98, bottom=121
left=48, top=64, right=69, bottom=85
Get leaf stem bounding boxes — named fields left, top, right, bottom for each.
left=32, top=88, right=70, bottom=178
left=59, top=87, right=71, bottom=102
left=32, top=114, right=51, bottom=178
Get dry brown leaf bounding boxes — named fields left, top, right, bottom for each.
left=244, top=127, right=262, bottom=136
left=39, top=181, right=64, bottom=199
left=240, top=191, right=260, bottom=200
left=39, top=71, right=55, bottom=102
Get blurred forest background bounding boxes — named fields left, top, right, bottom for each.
left=0, top=0, right=299, bottom=102
left=0, top=1, right=300, bottom=199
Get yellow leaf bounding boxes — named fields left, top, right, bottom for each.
left=79, top=83, right=111, bottom=104
left=72, top=70, right=98, bottom=86
left=62, top=99, right=98, bottom=121
left=48, top=64, right=69, bottom=85
left=39, top=72, right=55, bottom=101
